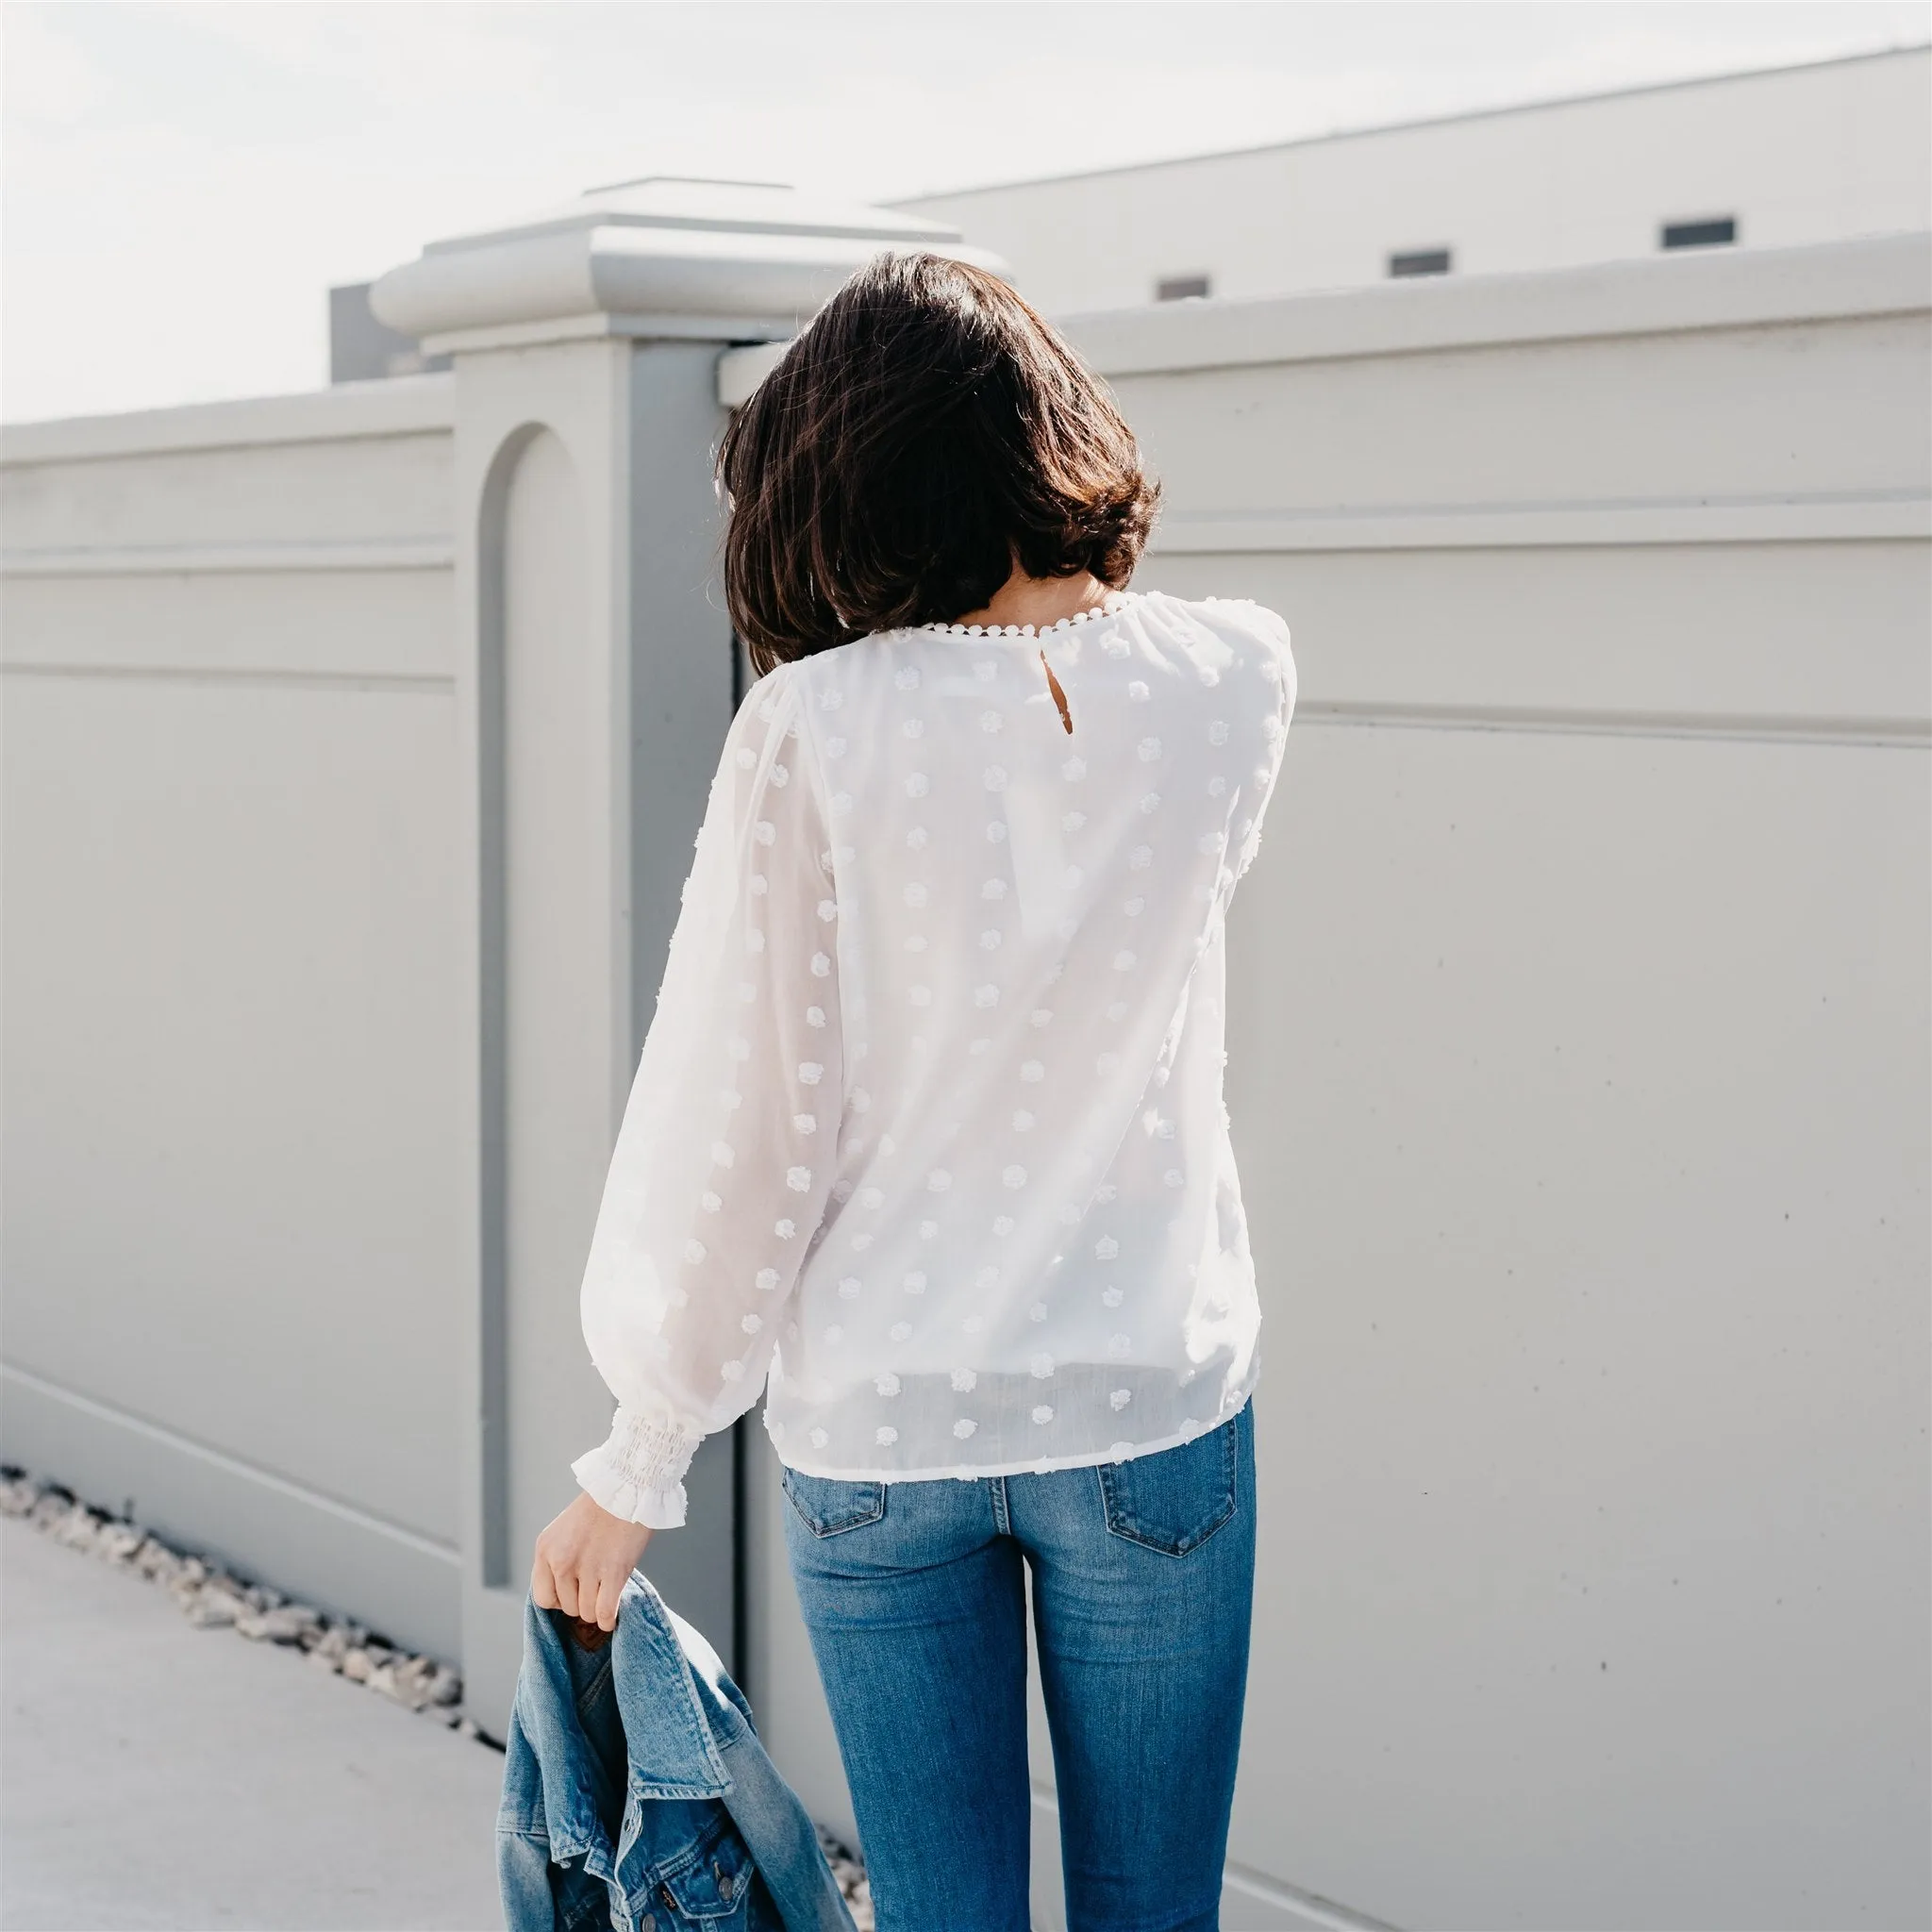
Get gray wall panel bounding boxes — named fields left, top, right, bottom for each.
left=1220, top=722, right=1929, bottom=1928
left=1, top=668, right=464, bottom=1546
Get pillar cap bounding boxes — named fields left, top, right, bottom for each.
left=370, top=176, right=1008, bottom=353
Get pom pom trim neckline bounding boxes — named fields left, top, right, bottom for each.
left=917, top=590, right=1141, bottom=641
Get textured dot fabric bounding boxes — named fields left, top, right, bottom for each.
left=573, top=590, right=1295, bottom=1526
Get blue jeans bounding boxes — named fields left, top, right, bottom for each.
left=781, top=1402, right=1257, bottom=1932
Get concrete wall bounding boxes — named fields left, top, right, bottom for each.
left=1091, top=234, right=1927, bottom=1928
left=0, top=344, right=748, bottom=1697
left=895, top=46, right=1932, bottom=314
left=1, top=378, right=468, bottom=1657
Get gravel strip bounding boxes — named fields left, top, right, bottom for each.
left=1, top=1466, right=475, bottom=1735
left=1, top=1465, right=875, bottom=1924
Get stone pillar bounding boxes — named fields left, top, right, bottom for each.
left=371, top=179, right=999, bottom=1728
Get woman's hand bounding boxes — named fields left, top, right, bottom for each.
left=531, top=1491, right=655, bottom=1631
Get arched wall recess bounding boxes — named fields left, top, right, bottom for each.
left=474, top=423, right=615, bottom=1591
left=475, top=419, right=543, bottom=1588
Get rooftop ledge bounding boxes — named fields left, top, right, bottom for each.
left=716, top=231, right=1931, bottom=407
left=1058, top=230, right=1932, bottom=377
left=370, top=176, right=1008, bottom=353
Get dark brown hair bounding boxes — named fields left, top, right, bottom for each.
left=718, top=252, right=1159, bottom=675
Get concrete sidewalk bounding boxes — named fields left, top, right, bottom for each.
left=1, top=1518, right=504, bottom=1930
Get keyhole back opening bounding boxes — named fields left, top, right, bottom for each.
left=1040, top=652, right=1074, bottom=734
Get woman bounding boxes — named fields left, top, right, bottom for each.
left=533, top=251, right=1294, bottom=1932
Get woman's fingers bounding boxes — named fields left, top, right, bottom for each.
left=530, top=1548, right=559, bottom=1611
left=592, top=1566, right=624, bottom=1633
left=533, top=1492, right=655, bottom=1626
left=533, top=1529, right=581, bottom=1619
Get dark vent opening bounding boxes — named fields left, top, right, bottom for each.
left=1389, top=248, right=1452, bottom=278
left=1661, top=217, right=1738, bottom=250
left=1156, top=275, right=1211, bottom=302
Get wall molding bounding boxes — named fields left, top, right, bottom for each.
left=1148, top=491, right=1931, bottom=555
left=1222, top=1859, right=1407, bottom=1932
left=0, top=661, right=454, bottom=692
left=2, top=538, right=455, bottom=578
left=1026, top=1788, right=1403, bottom=1931
left=0, top=1362, right=457, bottom=1562
left=1295, top=698, right=1932, bottom=748
left=0, top=377, right=455, bottom=468
left=0, top=1361, right=459, bottom=1657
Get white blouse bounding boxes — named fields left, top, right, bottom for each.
left=573, top=589, right=1295, bottom=1527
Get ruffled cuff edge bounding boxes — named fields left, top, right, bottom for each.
left=572, top=1409, right=702, bottom=1531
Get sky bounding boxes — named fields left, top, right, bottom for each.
left=4, top=1, right=1927, bottom=424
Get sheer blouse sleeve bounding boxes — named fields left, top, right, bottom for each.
left=573, top=663, right=840, bottom=1528
left=1236, top=603, right=1296, bottom=881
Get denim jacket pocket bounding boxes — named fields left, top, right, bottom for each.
left=1098, top=1414, right=1241, bottom=1557
left=780, top=1465, right=888, bottom=1539
left=650, top=1808, right=756, bottom=1927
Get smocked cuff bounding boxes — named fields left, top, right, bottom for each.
left=572, top=1408, right=702, bottom=1530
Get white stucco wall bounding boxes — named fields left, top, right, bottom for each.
left=1084, top=234, right=1929, bottom=1929
left=895, top=47, right=1932, bottom=315
left=0, top=379, right=468, bottom=1657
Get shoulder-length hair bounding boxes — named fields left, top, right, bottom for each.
left=718, top=252, right=1160, bottom=675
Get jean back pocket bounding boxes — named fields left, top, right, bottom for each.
left=1098, top=1411, right=1241, bottom=1557
left=780, top=1464, right=888, bottom=1539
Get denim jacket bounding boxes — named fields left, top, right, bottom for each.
left=498, top=1573, right=855, bottom=1932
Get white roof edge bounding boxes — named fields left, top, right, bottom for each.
left=1, top=373, right=456, bottom=468
left=890, top=42, right=1932, bottom=208
left=1058, top=233, right=1932, bottom=379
